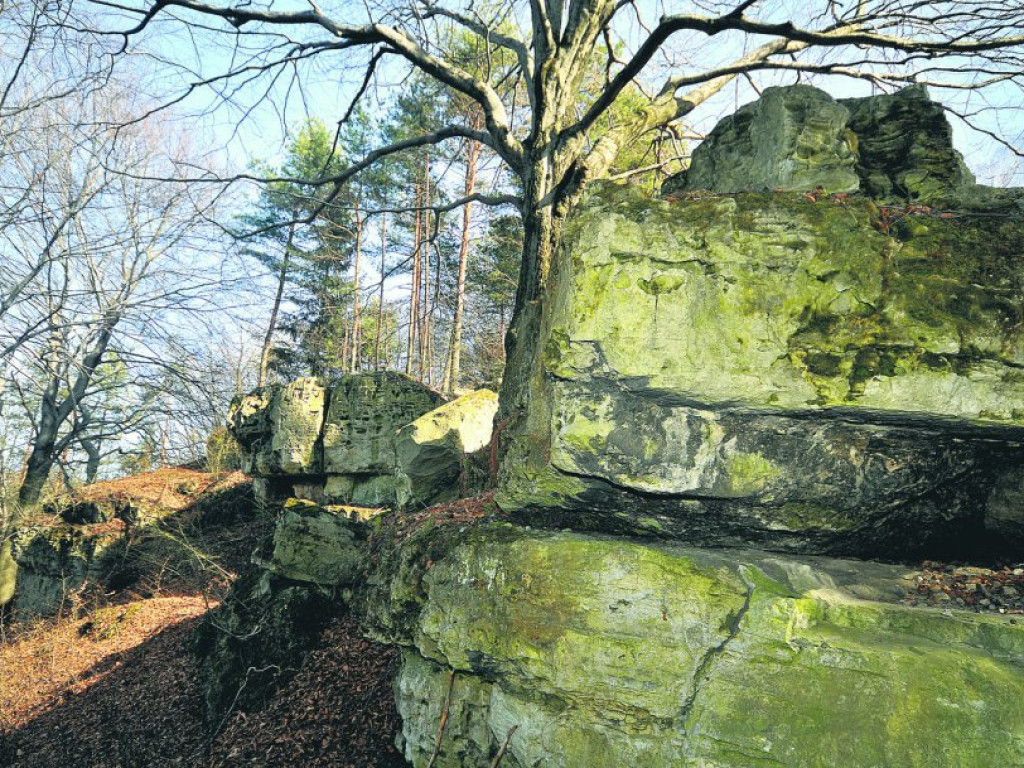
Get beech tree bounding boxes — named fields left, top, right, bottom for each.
left=107, top=0, right=1024, bottom=398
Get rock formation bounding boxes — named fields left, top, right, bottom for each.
left=497, top=183, right=1024, bottom=557
left=666, top=84, right=1022, bottom=213
left=395, top=389, right=498, bottom=508
left=229, top=372, right=446, bottom=507
left=367, top=522, right=1024, bottom=768
left=37, top=84, right=1019, bottom=766
left=229, top=373, right=498, bottom=510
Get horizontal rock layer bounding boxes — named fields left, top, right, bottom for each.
left=374, top=523, right=1024, bottom=768
left=498, top=187, right=1024, bottom=556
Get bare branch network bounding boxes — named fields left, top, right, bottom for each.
left=99, top=0, right=1023, bottom=207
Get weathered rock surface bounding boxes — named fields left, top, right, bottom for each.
left=841, top=85, right=975, bottom=203
left=229, top=372, right=447, bottom=508
left=370, top=523, right=1024, bottom=768
left=395, top=389, right=498, bottom=508
left=985, top=467, right=1024, bottom=542
left=324, top=373, right=446, bottom=475
left=229, top=377, right=326, bottom=476
left=257, top=498, right=377, bottom=586
left=498, top=184, right=1024, bottom=556
left=668, top=85, right=1022, bottom=212
left=675, top=84, right=860, bottom=195
left=9, top=523, right=126, bottom=616
left=195, top=496, right=384, bottom=719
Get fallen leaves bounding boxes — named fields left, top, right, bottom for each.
left=903, top=561, right=1024, bottom=614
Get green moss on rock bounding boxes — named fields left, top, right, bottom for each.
left=498, top=183, right=1024, bottom=555
left=382, top=524, right=1024, bottom=768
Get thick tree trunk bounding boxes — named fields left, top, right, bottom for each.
left=18, top=383, right=62, bottom=508
left=258, top=224, right=295, bottom=387
left=496, top=152, right=584, bottom=474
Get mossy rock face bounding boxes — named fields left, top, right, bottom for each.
left=230, top=373, right=447, bottom=508
left=380, top=524, right=1024, bottom=768
left=257, top=498, right=372, bottom=586
left=228, top=377, right=326, bottom=476
left=498, top=184, right=1024, bottom=557
left=395, top=389, right=499, bottom=508
left=323, top=372, right=446, bottom=476
left=9, top=524, right=126, bottom=617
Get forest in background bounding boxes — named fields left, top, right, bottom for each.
left=1, top=0, right=1022, bottom=515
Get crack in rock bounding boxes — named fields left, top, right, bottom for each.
left=679, top=567, right=755, bottom=737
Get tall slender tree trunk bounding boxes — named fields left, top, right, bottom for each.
left=419, top=157, right=431, bottom=384
left=406, top=186, right=422, bottom=376
left=375, top=212, right=387, bottom=370
left=447, top=134, right=481, bottom=396
left=258, top=223, right=295, bottom=387
left=350, top=203, right=363, bottom=373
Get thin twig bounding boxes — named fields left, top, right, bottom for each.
left=425, top=667, right=456, bottom=768
left=490, top=725, right=519, bottom=768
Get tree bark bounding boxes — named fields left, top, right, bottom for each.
left=419, top=157, right=432, bottom=384
left=258, top=223, right=295, bottom=387
left=375, top=211, right=387, bottom=370
left=82, top=438, right=102, bottom=485
left=447, top=134, right=481, bottom=396
left=350, top=203, right=363, bottom=372
left=406, top=185, right=421, bottom=377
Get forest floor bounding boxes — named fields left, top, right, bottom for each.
left=0, top=468, right=406, bottom=768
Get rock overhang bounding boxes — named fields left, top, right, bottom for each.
left=499, top=180, right=1024, bottom=557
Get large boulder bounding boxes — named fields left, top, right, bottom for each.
left=674, top=84, right=860, bottom=195
left=229, top=377, right=326, bottom=476
left=841, top=85, right=974, bottom=203
left=498, top=184, right=1024, bottom=557
left=228, top=372, right=446, bottom=508
left=194, top=567, right=336, bottom=720
left=370, top=523, right=1024, bottom=768
left=667, top=84, right=1022, bottom=212
left=323, top=372, right=446, bottom=506
left=256, top=498, right=375, bottom=586
left=323, top=372, right=446, bottom=475
left=395, top=389, right=499, bottom=508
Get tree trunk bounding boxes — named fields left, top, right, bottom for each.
left=82, top=437, right=101, bottom=485
left=375, top=212, right=387, bottom=370
left=447, top=135, right=481, bottom=396
left=258, top=223, right=295, bottom=387
left=18, top=313, right=120, bottom=508
left=18, top=379, right=62, bottom=508
left=496, top=153, right=575, bottom=467
left=419, top=157, right=432, bottom=384
left=406, top=186, right=421, bottom=377
left=350, top=203, right=363, bottom=373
